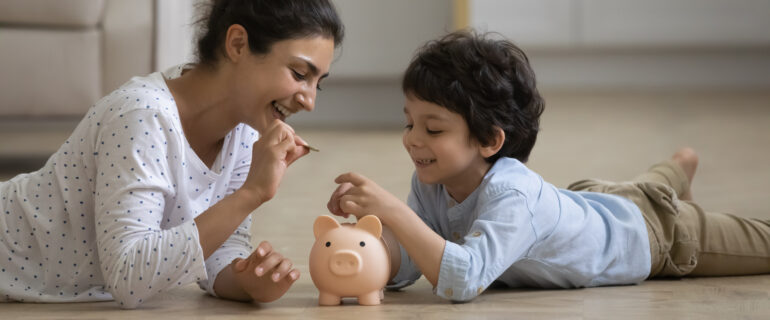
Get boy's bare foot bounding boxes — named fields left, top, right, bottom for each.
left=671, top=147, right=698, bottom=201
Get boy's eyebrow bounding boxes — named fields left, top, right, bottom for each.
left=293, top=56, right=329, bottom=79
left=402, top=107, right=447, bottom=120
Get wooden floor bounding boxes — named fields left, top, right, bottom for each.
left=1, top=91, right=769, bottom=319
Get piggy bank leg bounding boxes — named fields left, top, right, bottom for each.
left=379, top=288, right=384, bottom=300
left=318, top=292, right=342, bottom=306
left=358, top=291, right=382, bottom=305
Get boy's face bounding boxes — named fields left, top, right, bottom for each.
left=402, top=95, right=490, bottom=187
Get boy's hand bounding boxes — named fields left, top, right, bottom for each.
left=230, top=241, right=300, bottom=303
left=330, top=172, right=409, bottom=222
left=327, top=182, right=354, bottom=218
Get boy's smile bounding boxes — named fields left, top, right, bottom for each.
left=402, top=95, right=493, bottom=202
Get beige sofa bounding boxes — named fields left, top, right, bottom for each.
left=0, top=0, right=154, bottom=118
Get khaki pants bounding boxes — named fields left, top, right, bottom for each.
left=568, top=161, right=770, bottom=278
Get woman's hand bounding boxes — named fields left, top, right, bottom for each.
left=230, top=241, right=299, bottom=303
left=241, top=120, right=309, bottom=205
left=329, top=172, right=409, bottom=223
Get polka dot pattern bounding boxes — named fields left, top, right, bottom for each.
left=0, top=66, right=258, bottom=308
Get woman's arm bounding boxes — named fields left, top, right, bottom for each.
left=194, top=189, right=261, bottom=259
left=197, top=121, right=308, bottom=301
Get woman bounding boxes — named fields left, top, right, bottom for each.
left=0, top=0, right=343, bottom=308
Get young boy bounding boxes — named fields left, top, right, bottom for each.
left=327, top=30, right=770, bottom=302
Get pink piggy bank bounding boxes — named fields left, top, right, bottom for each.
left=309, top=215, right=390, bottom=306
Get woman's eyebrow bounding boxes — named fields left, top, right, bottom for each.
left=293, top=56, right=329, bottom=79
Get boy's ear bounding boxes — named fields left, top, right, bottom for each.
left=480, top=126, right=505, bottom=158
left=313, top=215, right=341, bottom=240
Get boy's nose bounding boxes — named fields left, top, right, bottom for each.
left=403, top=129, right=421, bottom=148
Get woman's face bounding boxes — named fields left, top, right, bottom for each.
left=232, top=36, right=335, bottom=132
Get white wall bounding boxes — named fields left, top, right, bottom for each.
left=154, top=0, right=199, bottom=71
left=468, top=0, right=770, bottom=90
left=292, top=0, right=454, bottom=128
left=152, top=0, right=770, bottom=128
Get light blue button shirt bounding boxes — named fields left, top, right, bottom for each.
left=388, top=157, right=651, bottom=302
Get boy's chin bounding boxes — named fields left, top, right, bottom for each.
left=415, top=171, right=441, bottom=185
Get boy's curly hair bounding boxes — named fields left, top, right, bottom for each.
left=402, top=30, right=544, bottom=163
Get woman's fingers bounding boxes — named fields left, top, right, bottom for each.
left=286, top=269, right=300, bottom=283
left=270, top=258, right=294, bottom=282
left=256, top=241, right=273, bottom=258
left=255, top=250, right=284, bottom=277
left=281, top=134, right=310, bottom=165
left=232, top=258, right=248, bottom=272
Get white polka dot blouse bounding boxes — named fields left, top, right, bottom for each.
left=0, top=65, right=259, bottom=308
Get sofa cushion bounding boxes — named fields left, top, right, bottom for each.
left=0, top=0, right=105, bottom=28
left=0, top=28, right=100, bottom=117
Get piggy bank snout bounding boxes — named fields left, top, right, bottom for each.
left=329, top=249, right=363, bottom=276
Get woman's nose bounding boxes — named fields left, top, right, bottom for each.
left=295, top=86, right=316, bottom=112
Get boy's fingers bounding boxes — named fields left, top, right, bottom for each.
left=339, top=197, right=364, bottom=216
left=327, top=184, right=349, bottom=215
left=335, top=172, right=367, bottom=186
left=326, top=197, right=339, bottom=215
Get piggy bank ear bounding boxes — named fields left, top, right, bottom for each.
left=356, top=215, right=382, bottom=238
left=313, top=215, right=341, bottom=240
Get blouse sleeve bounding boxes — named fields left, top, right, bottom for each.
left=197, top=125, right=258, bottom=296
left=93, top=109, right=207, bottom=309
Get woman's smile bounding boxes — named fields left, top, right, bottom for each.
left=272, top=101, right=292, bottom=121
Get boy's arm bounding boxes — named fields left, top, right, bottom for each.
left=381, top=225, right=401, bottom=281
left=379, top=204, right=445, bottom=286
left=334, top=172, right=445, bottom=286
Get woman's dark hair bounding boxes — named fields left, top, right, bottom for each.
left=196, top=0, right=344, bottom=66
left=402, top=30, right=544, bottom=163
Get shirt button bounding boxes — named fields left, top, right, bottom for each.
left=444, top=288, right=453, bottom=297
left=477, top=286, right=484, bottom=294
left=472, top=231, right=482, bottom=237
left=452, top=232, right=461, bottom=241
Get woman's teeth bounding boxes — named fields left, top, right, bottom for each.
left=273, top=102, right=291, bottom=118
left=415, top=159, right=435, bottom=165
